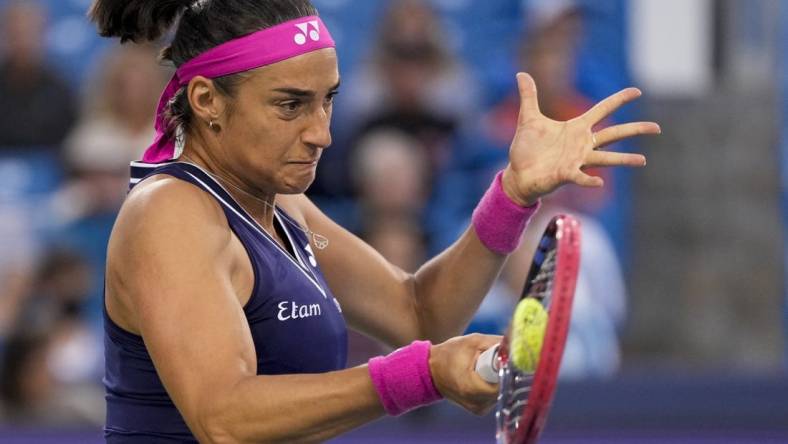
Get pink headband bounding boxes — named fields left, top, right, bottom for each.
left=143, top=16, right=335, bottom=163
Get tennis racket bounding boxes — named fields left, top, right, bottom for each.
left=475, top=214, right=581, bottom=444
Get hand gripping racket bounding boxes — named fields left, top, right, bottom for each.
left=475, top=215, right=581, bottom=444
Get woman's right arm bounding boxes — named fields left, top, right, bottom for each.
left=107, top=178, right=497, bottom=443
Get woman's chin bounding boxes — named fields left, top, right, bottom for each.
left=281, top=173, right=316, bottom=195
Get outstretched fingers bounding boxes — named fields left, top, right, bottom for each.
left=568, top=150, right=647, bottom=189
left=570, top=170, right=604, bottom=188
left=585, top=150, right=647, bottom=168
left=582, top=87, right=642, bottom=125
left=593, top=121, right=661, bottom=148
left=516, top=72, right=542, bottom=122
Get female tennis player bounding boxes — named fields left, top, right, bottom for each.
left=91, top=0, right=658, bottom=442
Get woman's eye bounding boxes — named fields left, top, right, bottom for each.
left=282, top=101, right=301, bottom=112
left=276, top=100, right=304, bottom=115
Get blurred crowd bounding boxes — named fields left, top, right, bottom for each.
left=0, top=0, right=639, bottom=426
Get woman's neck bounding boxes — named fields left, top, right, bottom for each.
left=180, top=147, right=278, bottom=230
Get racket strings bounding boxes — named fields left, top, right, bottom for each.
left=528, top=249, right=557, bottom=307
left=498, top=366, right=534, bottom=437
left=498, top=247, right=558, bottom=443
left=500, top=374, right=534, bottom=415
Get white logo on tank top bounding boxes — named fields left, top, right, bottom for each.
left=304, top=244, right=318, bottom=267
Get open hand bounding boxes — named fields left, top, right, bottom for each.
left=501, top=73, right=661, bottom=206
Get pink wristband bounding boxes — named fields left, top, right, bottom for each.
left=368, top=340, right=443, bottom=416
left=472, top=170, right=540, bottom=255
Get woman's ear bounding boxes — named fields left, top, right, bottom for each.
left=187, top=75, right=226, bottom=126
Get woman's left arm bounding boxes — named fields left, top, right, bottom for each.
left=295, top=73, right=660, bottom=347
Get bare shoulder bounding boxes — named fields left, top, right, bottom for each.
left=107, top=174, right=235, bottom=287
left=106, top=174, right=238, bottom=332
left=111, top=175, right=229, bottom=251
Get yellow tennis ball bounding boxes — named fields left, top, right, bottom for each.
left=509, top=298, right=548, bottom=373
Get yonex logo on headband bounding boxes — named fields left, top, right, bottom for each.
left=294, top=20, right=320, bottom=45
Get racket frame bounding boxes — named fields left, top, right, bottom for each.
left=495, top=215, right=581, bottom=444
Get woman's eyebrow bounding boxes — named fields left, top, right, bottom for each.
left=271, top=87, right=314, bottom=98
left=271, top=79, right=341, bottom=98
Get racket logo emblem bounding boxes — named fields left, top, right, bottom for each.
left=294, top=20, right=321, bottom=45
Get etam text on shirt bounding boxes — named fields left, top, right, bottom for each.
left=277, top=300, right=322, bottom=321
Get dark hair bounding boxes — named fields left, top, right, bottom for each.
left=88, top=0, right=318, bottom=136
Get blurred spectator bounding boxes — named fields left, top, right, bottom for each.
left=312, top=0, right=479, bottom=202
left=61, top=44, right=167, bottom=219
left=0, top=1, right=74, bottom=351
left=349, top=0, right=477, bottom=173
left=352, top=130, right=430, bottom=223
left=482, top=1, right=593, bottom=142
left=322, top=0, right=482, bottom=269
left=0, top=1, right=76, bottom=150
left=16, top=249, right=93, bottom=336
left=0, top=328, right=103, bottom=426
left=0, top=248, right=103, bottom=425
left=0, top=265, right=33, bottom=345
left=46, top=44, right=168, bottom=326
left=0, top=329, right=56, bottom=423
left=15, top=249, right=101, bottom=382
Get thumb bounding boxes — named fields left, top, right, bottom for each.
left=516, top=72, right=541, bottom=122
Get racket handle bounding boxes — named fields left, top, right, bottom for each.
left=475, top=344, right=500, bottom=384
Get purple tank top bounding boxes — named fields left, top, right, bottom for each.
left=104, top=162, right=347, bottom=442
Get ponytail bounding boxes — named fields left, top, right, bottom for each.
left=88, top=0, right=192, bottom=43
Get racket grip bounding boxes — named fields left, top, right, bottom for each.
left=475, top=344, right=500, bottom=384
